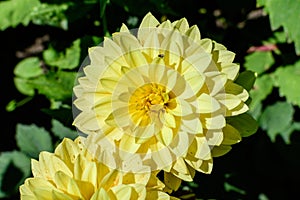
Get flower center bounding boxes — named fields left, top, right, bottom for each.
left=129, top=83, right=176, bottom=126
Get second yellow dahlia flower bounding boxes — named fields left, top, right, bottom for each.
left=19, top=137, right=172, bottom=199
left=73, top=12, right=251, bottom=189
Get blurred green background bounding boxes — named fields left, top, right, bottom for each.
left=1, top=0, right=300, bottom=199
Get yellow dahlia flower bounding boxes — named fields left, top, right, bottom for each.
left=19, top=137, right=173, bottom=200
left=73, top=12, right=249, bottom=187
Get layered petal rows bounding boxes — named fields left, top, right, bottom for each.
left=73, top=12, right=250, bottom=186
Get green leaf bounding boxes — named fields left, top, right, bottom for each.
left=51, top=119, right=77, bottom=140
left=43, top=39, right=81, bottom=70
left=227, top=113, right=258, bottom=137
left=274, top=61, right=300, bottom=107
left=235, top=70, right=256, bottom=91
left=0, top=0, right=40, bottom=30
left=258, top=0, right=300, bottom=54
left=259, top=101, right=294, bottom=143
left=256, top=0, right=266, bottom=7
left=14, top=57, right=43, bottom=78
left=279, top=122, right=300, bottom=144
left=13, top=77, right=35, bottom=96
left=249, top=74, right=274, bottom=110
left=0, top=151, right=30, bottom=198
left=15, top=124, right=53, bottom=158
left=30, top=3, right=69, bottom=30
left=244, top=51, right=275, bottom=75
left=27, top=71, right=77, bottom=101
left=248, top=102, right=262, bottom=120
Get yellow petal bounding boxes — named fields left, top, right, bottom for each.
left=152, top=147, right=173, bottom=171
left=199, top=38, right=213, bottom=53
left=54, top=171, right=70, bottom=191
left=81, top=161, right=97, bottom=186
left=33, top=188, right=54, bottom=200
left=146, top=191, right=171, bottom=200
left=197, top=93, right=220, bottom=113
left=73, top=111, right=100, bottom=131
left=93, top=96, right=112, bottom=113
left=143, top=28, right=160, bottom=49
left=225, top=80, right=249, bottom=101
left=164, top=112, right=176, bottom=128
left=205, top=72, right=227, bottom=96
left=99, top=170, right=121, bottom=191
left=52, top=190, right=75, bottom=200
left=156, top=126, right=173, bottom=146
left=38, top=152, right=73, bottom=180
left=91, top=188, right=110, bottom=200
left=169, top=130, right=191, bottom=157
left=172, top=157, right=188, bottom=175
left=120, top=23, right=130, bottom=33
left=110, top=185, right=133, bottom=200
left=31, top=159, right=42, bottom=178
left=215, top=93, right=242, bottom=110
left=214, top=49, right=235, bottom=63
left=205, top=129, right=223, bottom=146
left=54, top=138, right=80, bottom=170
left=183, top=71, right=205, bottom=94
left=220, top=63, right=239, bottom=80
left=119, top=134, right=141, bottom=155
left=125, top=50, right=148, bottom=68
left=198, top=159, right=213, bottom=174
left=133, top=122, right=157, bottom=144
left=202, top=114, right=225, bottom=129
left=146, top=172, right=165, bottom=189
left=139, top=12, right=160, bottom=29
left=19, top=184, right=37, bottom=200
left=164, top=172, right=182, bottom=191
left=183, top=52, right=212, bottom=74
left=138, top=12, right=160, bottom=44
left=26, top=178, right=57, bottom=199
left=103, top=37, right=123, bottom=58
left=226, top=101, right=249, bottom=116
left=163, top=42, right=182, bottom=70
left=181, top=117, right=203, bottom=134
left=185, top=25, right=201, bottom=42
left=188, top=136, right=211, bottom=160
left=185, top=158, right=213, bottom=174
left=169, top=99, right=193, bottom=117
left=100, top=77, right=118, bottom=91
left=121, top=65, right=146, bottom=87
left=133, top=184, right=147, bottom=199
left=159, top=20, right=172, bottom=29
left=149, top=61, right=167, bottom=84
left=67, top=179, right=85, bottom=199
left=172, top=18, right=189, bottom=33
left=72, top=179, right=95, bottom=200
left=113, top=32, right=141, bottom=53
left=171, top=157, right=194, bottom=181
left=88, top=46, right=105, bottom=66
left=107, top=107, right=130, bottom=127
left=213, top=41, right=226, bottom=50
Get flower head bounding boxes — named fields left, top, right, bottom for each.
left=19, top=137, right=171, bottom=199
left=73, top=12, right=250, bottom=186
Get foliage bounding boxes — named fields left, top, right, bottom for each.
left=1, top=0, right=300, bottom=199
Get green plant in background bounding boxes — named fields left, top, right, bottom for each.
left=1, top=0, right=300, bottom=199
